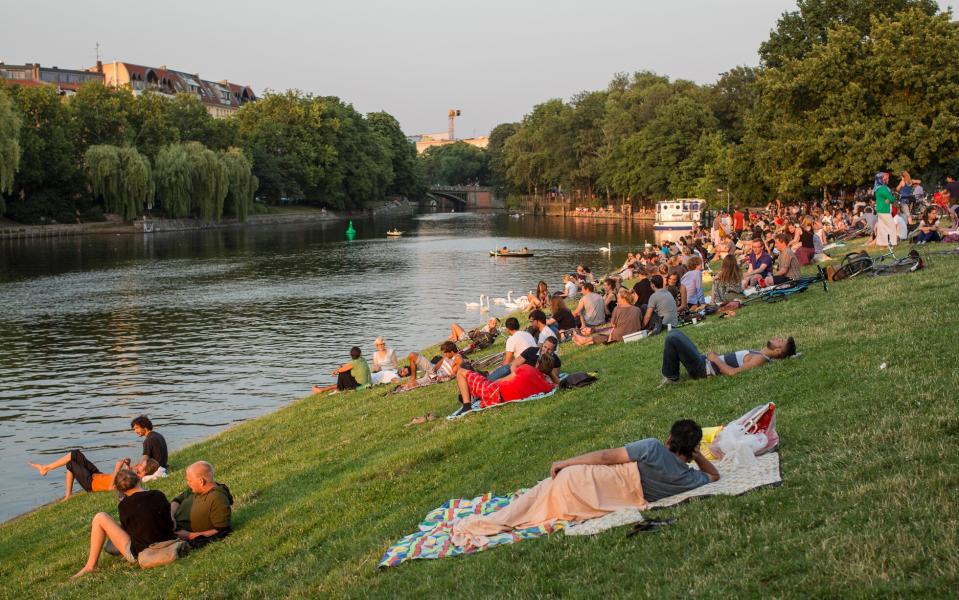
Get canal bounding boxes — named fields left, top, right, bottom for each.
left=0, top=212, right=657, bottom=521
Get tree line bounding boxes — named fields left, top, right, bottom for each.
left=480, top=0, right=959, bottom=206
left=0, top=83, right=419, bottom=224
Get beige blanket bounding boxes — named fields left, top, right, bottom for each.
left=451, top=463, right=646, bottom=548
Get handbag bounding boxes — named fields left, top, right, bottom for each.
left=137, top=539, right=190, bottom=569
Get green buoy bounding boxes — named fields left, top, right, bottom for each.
left=346, top=220, right=356, bottom=240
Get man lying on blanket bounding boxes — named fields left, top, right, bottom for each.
left=658, top=329, right=796, bottom=387
left=449, top=420, right=719, bottom=546
left=447, top=354, right=556, bottom=420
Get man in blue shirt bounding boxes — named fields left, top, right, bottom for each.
left=741, top=238, right=773, bottom=288
left=549, top=420, right=719, bottom=502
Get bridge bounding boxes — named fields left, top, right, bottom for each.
left=424, top=185, right=503, bottom=210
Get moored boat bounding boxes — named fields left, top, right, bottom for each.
left=654, top=199, right=703, bottom=231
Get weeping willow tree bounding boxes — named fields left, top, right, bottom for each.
left=154, top=143, right=193, bottom=218
left=185, top=142, right=228, bottom=222
left=0, top=90, right=23, bottom=214
left=221, top=148, right=258, bottom=222
left=154, top=142, right=229, bottom=221
left=83, top=145, right=151, bottom=221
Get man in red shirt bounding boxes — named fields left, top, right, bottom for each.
left=448, top=354, right=556, bottom=419
left=733, top=205, right=745, bottom=239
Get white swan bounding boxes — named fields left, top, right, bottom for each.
left=599, top=242, right=611, bottom=253
left=465, top=294, right=484, bottom=309
left=502, top=290, right=521, bottom=310
left=480, top=295, right=490, bottom=313
left=492, top=292, right=508, bottom=305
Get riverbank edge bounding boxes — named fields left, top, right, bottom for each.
left=0, top=199, right=418, bottom=241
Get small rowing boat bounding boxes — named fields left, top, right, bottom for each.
left=490, top=250, right=534, bottom=257
left=386, top=229, right=404, bottom=237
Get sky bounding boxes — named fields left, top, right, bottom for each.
left=0, top=1, right=954, bottom=137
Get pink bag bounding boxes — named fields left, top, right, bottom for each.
left=710, top=403, right=778, bottom=460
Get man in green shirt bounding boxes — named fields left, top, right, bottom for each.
left=872, top=171, right=899, bottom=248
left=312, top=346, right=372, bottom=394
left=171, top=461, right=233, bottom=548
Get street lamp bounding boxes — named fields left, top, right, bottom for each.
left=716, top=188, right=730, bottom=212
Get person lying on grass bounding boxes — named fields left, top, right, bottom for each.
left=29, top=450, right=160, bottom=501
left=448, top=318, right=499, bottom=343
left=401, top=342, right=463, bottom=390
left=659, top=329, right=796, bottom=387
left=312, top=346, right=371, bottom=394
left=572, top=288, right=643, bottom=346
left=448, top=354, right=556, bottom=420
left=511, top=335, right=562, bottom=384
left=171, top=461, right=233, bottom=549
left=449, top=420, right=719, bottom=546
left=71, top=468, right=176, bottom=579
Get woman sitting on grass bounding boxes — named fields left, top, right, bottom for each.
left=527, top=281, right=550, bottom=312
left=711, top=255, right=743, bottom=304
left=448, top=354, right=556, bottom=420
left=449, top=420, right=719, bottom=547
left=71, top=468, right=176, bottom=579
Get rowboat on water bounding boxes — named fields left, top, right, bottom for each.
left=490, top=250, right=534, bottom=258
left=386, top=229, right=404, bottom=237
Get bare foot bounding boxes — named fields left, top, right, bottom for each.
left=311, top=385, right=322, bottom=395
left=28, top=462, right=49, bottom=476
left=70, top=566, right=93, bottom=580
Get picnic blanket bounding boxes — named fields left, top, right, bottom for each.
left=564, top=451, right=782, bottom=535
left=377, top=490, right=563, bottom=569
left=379, top=452, right=782, bottom=567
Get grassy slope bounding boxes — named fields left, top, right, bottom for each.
left=2, top=245, right=958, bottom=599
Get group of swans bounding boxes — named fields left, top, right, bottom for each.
left=466, top=291, right=531, bottom=312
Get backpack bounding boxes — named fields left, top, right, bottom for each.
left=468, top=330, right=497, bottom=350
left=561, top=372, right=598, bottom=389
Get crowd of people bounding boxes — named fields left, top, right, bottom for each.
left=28, top=416, right=232, bottom=578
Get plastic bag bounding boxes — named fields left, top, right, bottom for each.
left=712, top=423, right=766, bottom=468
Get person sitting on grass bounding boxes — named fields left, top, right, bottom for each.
left=312, top=346, right=371, bottom=395
left=562, top=274, right=579, bottom=298
left=70, top=468, right=176, bottom=579
left=771, top=233, right=802, bottom=284
left=528, top=309, right=553, bottom=345
left=29, top=451, right=160, bottom=501
left=488, top=317, right=536, bottom=382
left=171, top=461, right=233, bottom=549
left=448, top=318, right=499, bottom=343
left=449, top=420, right=719, bottom=546
left=741, top=238, right=773, bottom=289
left=643, top=275, right=680, bottom=333
left=131, top=415, right=168, bottom=472
left=527, top=281, right=550, bottom=312
left=914, top=206, right=943, bottom=244
left=573, top=288, right=643, bottom=346
left=546, top=295, right=577, bottom=338
left=711, top=255, right=743, bottom=304
left=512, top=336, right=562, bottom=384
left=680, top=256, right=706, bottom=307
left=572, top=282, right=607, bottom=329
left=370, top=337, right=399, bottom=385
left=665, top=272, right=687, bottom=313
left=631, top=269, right=655, bottom=309
left=448, top=354, right=556, bottom=420
left=401, top=342, right=463, bottom=389
left=658, top=329, right=796, bottom=387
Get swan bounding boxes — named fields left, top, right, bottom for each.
left=480, top=295, right=490, bottom=313
left=502, top=290, right=521, bottom=310
left=465, top=294, right=484, bottom=309
left=599, top=242, right=611, bottom=253
left=492, top=291, right=508, bottom=305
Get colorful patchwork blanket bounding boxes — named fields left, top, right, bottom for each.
left=377, top=490, right=564, bottom=568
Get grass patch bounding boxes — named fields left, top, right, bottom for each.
left=2, top=244, right=958, bottom=598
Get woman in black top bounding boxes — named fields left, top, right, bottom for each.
left=547, top=295, right=577, bottom=334
left=71, top=469, right=175, bottom=579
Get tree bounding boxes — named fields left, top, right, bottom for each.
left=220, top=148, right=258, bottom=221
left=169, top=94, right=237, bottom=150
left=128, top=90, right=178, bottom=160
left=368, top=111, right=420, bottom=197
left=486, top=122, right=518, bottom=195
left=69, top=82, right=133, bottom=147
left=83, top=145, right=151, bottom=221
left=0, top=88, right=21, bottom=207
left=759, top=0, right=938, bottom=67
left=185, top=142, right=228, bottom=221
left=420, top=142, right=488, bottom=186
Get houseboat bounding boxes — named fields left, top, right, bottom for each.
left=653, top=199, right=704, bottom=230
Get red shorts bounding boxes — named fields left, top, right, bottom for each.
left=462, top=370, right=503, bottom=407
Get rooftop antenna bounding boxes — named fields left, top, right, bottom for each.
left=448, top=108, right=460, bottom=142
left=95, top=41, right=100, bottom=63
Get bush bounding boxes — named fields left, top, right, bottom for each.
left=3, top=189, right=76, bottom=224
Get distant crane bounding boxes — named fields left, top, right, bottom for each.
left=448, top=108, right=461, bottom=142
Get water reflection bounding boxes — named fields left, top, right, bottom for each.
left=0, top=213, right=653, bottom=521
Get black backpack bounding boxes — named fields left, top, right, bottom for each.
left=561, top=372, right=598, bottom=389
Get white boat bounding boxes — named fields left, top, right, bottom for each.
left=654, top=199, right=703, bottom=231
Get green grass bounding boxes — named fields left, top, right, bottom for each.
left=2, top=244, right=958, bottom=599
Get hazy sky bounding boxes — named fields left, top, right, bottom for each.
left=1, top=1, right=954, bottom=136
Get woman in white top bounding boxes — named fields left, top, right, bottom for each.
left=370, top=337, right=400, bottom=385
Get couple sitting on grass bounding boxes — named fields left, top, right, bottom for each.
left=450, top=419, right=719, bottom=547
left=69, top=460, right=232, bottom=579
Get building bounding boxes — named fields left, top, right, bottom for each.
left=91, top=61, right=256, bottom=118
left=413, top=132, right=489, bottom=155
left=0, top=62, right=104, bottom=95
